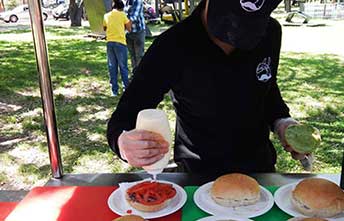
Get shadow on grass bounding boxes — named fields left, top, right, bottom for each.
left=45, top=26, right=91, bottom=36
left=301, top=107, right=343, bottom=168
left=276, top=52, right=344, bottom=171
left=19, top=163, right=51, bottom=179
left=279, top=53, right=344, bottom=97
left=0, top=37, right=172, bottom=180
left=0, top=25, right=91, bottom=35
left=0, top=39, right=342, bottom=179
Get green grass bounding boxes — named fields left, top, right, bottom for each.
left=0, top=28, right=31, bottom=34
left=45, top=26, right=91, bottom=36
left=0, top=26, right=90, bottom=35
left=0, top=172, right=7, bottom=185
left=0, top=27, right=343, bottom=189
left=274, top=53, right=344, bottom=172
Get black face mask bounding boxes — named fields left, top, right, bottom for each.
left=207, top=13, right=269, bottom=50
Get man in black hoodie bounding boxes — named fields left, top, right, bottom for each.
left=107, top=0, right=307, bottom=174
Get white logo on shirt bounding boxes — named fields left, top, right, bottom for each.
left=256, top=57, right=272, bottom=82
left=240, top=0, right=266, bottom=12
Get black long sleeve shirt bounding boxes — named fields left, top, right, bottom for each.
left=107, top=5, right=290, bottom=174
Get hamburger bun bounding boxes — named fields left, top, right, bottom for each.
left=285, top=124, right=321, bottom=154
left=210, top=173, right=260, bottom=207
left=125, top=181, right=176, bottom=212
left=287, top=218, right=329, bottom=221
left=291, top=178, right=344, bottom=217
left=125, top=195, right=170, bottom=212
left=113, top=215, right=146, bottom=221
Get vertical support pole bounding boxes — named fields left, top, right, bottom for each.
left=28, top=0, right=63, bottom=178
left=190, top=0, right=195, bottom=13
left=341, top=150, right=344, bottom=189
left=285, top=0, right=291, bottom=12
left=178, top=0, right=182, bottom=20
left=155, top=0, right=160, bottom=18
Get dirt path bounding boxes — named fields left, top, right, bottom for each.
left=1, top=19, right=344, bottom=56
left=281, top=20, right=344, bottom=57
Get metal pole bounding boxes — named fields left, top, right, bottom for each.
left=341, top=150, right=344, bottom=189
left=155, top=0, right=160, bottom=18
left=178, top=0, right=182, bottom=20
left=190, top=0, right=195, bottom=12
left=28, top=0, right=63, bottom=178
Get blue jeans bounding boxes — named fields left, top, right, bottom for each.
left=107, top=42, right=129, bottom=95
left=126, top=30, right=145, bottom=74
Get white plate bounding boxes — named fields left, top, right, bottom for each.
left=274, top=183, right=344, bottom=221
left=194, top=181, right=274, bottom=218
left=107, top=180, right=187, bottom=219
left=197, top=215, right=254, bottom=221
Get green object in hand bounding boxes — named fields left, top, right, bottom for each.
left=285, top=124, right=321, bottom=154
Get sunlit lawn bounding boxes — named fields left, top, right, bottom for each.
left=0, top=26, right=343, bottom=189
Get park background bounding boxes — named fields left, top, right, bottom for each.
left=0, top=0, right=343, bottom=191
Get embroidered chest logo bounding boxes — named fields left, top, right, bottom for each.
left=256, top=57, right=272, bottom=82
left=240, top=0, right=266, bottom=12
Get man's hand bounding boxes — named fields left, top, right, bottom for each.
left=118, top=129, right=169, bottom=167
left=275, top=118, right=308, bottom=160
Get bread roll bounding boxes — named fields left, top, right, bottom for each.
left=287, top=218, right=328, bottom=221
left=125, top=195, right=170, bottom=212
left=210, top=173, right=260, bottom=207
left=291, top=178, right=344, bottom=217
left=113, top=215, right=146, bottom=221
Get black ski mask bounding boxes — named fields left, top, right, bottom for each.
left=207, top=0, right=282, bottom=50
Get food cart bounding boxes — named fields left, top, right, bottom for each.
left=0, top=0, right=343, bottom=221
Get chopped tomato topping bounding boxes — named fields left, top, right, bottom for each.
left=127, top=181, right=177, bottom=205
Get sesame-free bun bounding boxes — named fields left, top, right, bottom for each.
left=113, top=215, right=146, bottom=221
left=125, top=194, right=169, bottom=212
left=287, top=218, right=329, bottom=221
left=210, top=173, right=260, bottom=207
left=291, top=178, right=344, bottom=217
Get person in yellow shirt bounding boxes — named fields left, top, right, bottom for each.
left=103, top=0, right=132, bottom=96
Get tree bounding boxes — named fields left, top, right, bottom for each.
left=284, top=0, right=292, bottom=12
left=6, top=0, right=17, bottom=10
left=69, top=0, right=84, bottom=27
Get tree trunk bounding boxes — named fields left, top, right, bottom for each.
left=284, top=0, right=292, bottom=12
left=69, top=0, right=84, bottom=27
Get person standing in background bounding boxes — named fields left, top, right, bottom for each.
left=103, top=0, right=132, bottom=96
left=125, top=0, right=146, bottom=75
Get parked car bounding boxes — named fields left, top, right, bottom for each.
left=0, top=4, right=49, bottom=23
left=43, top=0, right=65, bottom=11
left=52, top=3, right=69, bottom=20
